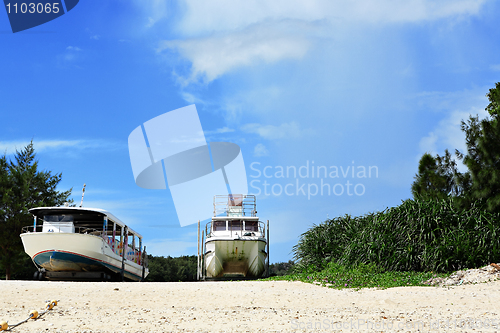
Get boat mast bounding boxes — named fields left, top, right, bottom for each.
left=79, top=183, right=86, bottom=207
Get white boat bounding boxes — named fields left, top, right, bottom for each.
left=202, top=195, right=268, bottom=279
left=20, top=206, right=149, bottom=281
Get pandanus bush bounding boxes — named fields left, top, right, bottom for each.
left=293, top=197, right=500, bottom=273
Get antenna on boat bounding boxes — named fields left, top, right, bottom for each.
left=79, top=183, right=86, bottom=207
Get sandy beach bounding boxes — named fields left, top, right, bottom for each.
left=1, top=279, right=499, bottom=332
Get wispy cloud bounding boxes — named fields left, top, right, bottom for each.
left=131, top=0, right=169, bottom=28
left=0, top=140, right=79, bottom=155
left=241, top=122, right=311, bottom=140
left=57, top=46, right=84, bottom=68
left=203, top=127, right=235, bottom=135
left=159, top=24, right=309, bottom=84
left=153, top=0, right=487, bottom=86
left=172, top=0, right=487, bottom=36
left=417, top=87, right=491, bottom=159
left=253, top=143, right=269, bottom=157
left=414, top=88, right=489, bottom=112
left=0, top=139, right=122, bottom=155
left=419, top=106, right=489, bottom=158
left=490, top=64, right=500, bottom=71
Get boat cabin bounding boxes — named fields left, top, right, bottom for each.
left=26, top=207, right=145, bottom=265
left=207, top=195, right=265, bottom=237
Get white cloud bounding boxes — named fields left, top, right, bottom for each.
left=419, top=106, right=489, bottom=157
left=253, top=143, right=269, bottom=157
left=159, top=25, right=309, bottom=83
left=419, top=132, right=438, bottom=155
left=146, top=17, right=156, bottom=28
left=241, top=122, right=311, bottom=140
left=203, top=127, right=235, bottom=135
left=132, top=0, right=169, bottom=28
left=57, top=46, right=84, bottom=67
left=215, top=127, right=234, bottom=134
left=414, top=89, right=488, bottom=112
left=417, top=87, right=492, bottom=159
left=180, top=91, right=206, bottom=105
left=176, top=0, right=486, bottom=35
left=0, top=140, right=80, bottom=155
left=152, top=0, right=486, bottom=84
left=0, top=139, right=121, bottom=155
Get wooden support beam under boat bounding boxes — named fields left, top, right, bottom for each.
left=112, top=222, right=116, bottom=252
left=121, top=226, right=127, bottom=282
left=197, top=220, right=200, bottom=281
left=141, top=246, right=147, bottom=282
left=201, top=230, right=205, bottom=280
left=266, top=219, right=270, bottom=277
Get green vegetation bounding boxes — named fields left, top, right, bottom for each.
left=145, top=255, right=198, bottom=282
left=0, top=142, right=72, bottom=280
left=267, top=262, right=449, bottom=290
left=146, top=257, right=295, bottom=281
left=0, top=252, right=38, bottom=280
left=292, top=198, right=500, bottom=273
left=411, top=150, right=463, bottom=200
left=269, top=260, right=295, bottom=276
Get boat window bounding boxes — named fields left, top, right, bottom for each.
left=42, top=214, right=75, bottom=233
left=213, top=221, right=226, bottom=231
left=43, top=215, right=74, bottom=222
left=229, top=221, right=243, bottom=231
left=245, top=221, right=258, bottom=232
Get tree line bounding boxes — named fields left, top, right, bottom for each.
left=144, top=256, right=293, bottom=282
left=128, top=256, right=294, bottom=281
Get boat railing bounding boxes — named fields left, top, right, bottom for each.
left=205, top=220, right=266, bottom=239
left=103, top=236, right=143, bottom=265
left=213, top=194, right=257, bottom=217
left=125, top=246, right=142, bottom=264
left=21, top=225, right=44, bottom=233
left=22, top=225, right=103, bottom=235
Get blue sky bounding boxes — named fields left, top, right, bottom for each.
left=1, top=0, right=500, bottom=263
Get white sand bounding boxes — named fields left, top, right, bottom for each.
left=1, top=280, right=499, bottom=332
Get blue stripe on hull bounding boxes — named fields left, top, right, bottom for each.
left=33, top=251, right=142, bottom=281
left=34, top=251, right=102, bottom=271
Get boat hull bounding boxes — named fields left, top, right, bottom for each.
left=205, top=238, right=267, bottom=278
left=21, top=232, right=146, bottom=281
